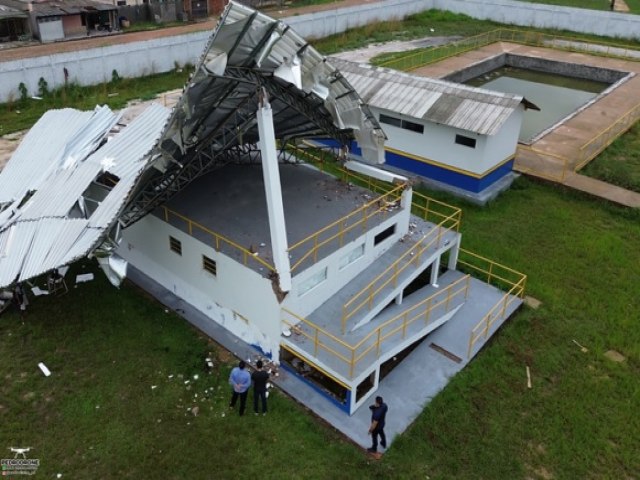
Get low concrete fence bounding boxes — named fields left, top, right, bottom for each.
left=1, top=0, right=639, bottom=102
left=1, top=31, right=209, bottom=102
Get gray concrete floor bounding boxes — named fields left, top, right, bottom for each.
left=157, top=163, right=391, bottom=274
left=127, top=262, right=522, bottom=452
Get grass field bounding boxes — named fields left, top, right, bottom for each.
left=1, top=176, right=639, bottom=479
left=516, top=0, right=640, bottom=13
left=582, top=122, right=640, bottom=193
left=0, top=69, right=191, bottom=136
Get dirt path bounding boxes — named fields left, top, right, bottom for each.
left=0, top=0, right=381, bottom=63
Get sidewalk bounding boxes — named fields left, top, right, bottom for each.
left=0, top=0, right=374, bottom=63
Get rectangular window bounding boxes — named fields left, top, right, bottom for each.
left=402, top=120, right=424, bottom=134
left=202, top=255, right=217, bottom=276
left=374, top=224, right=396, bottom=246
left=379, top=114, right=402, bottom=128
left=298, top=267, right=327, bottom=297
left=169, top=236, right=182, bottom=255
left=455, top=134, right=476, bottom=148
left=339, top=244, right=365, bottom=270
left=379, top=114, right=424, bottom=134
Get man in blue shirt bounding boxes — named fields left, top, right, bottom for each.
left=229, top=360, right=251, bottom=416
left=367, top=396, right=388, bottom=453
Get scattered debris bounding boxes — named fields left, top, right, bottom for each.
left=524, top=296, right=542, bottom=309
left=572, top=339, right=588, bottom=353
left=259, top=242, right=266, bottom=248
left=151, top=385, right=158, bottom=390
left=75, top=273, right=94, bottom=284
left=31, top=286, right=49, bottom=296
left=191, top=406, right=200, bottom=417
left=193, top=374, right=199, bottom=380
left=526, top=366, right=532, bottom=389
left=31, top=96, right=43, bottom=101
left=38, top=362, right=51, bottom=377
left=604, top=350, right=625, bottom=363
left=168, top=374, right=174, bottom=379
left=282, top=328, right=292, bottom=337
left=107, top=93, right=119, bottom=97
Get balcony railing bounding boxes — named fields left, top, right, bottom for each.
left=282, top=274, right=470, bottom=379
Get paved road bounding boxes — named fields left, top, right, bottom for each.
left=0, top=0, right=374, bottom=63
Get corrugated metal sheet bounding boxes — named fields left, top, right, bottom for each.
left=0, top=103, right=170, bottom=288
left=0, top=106, right=117, bottom=208
left=330, top=58, right=525, bottom=136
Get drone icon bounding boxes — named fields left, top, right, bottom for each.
left=9, top=447, right=32, bottom=459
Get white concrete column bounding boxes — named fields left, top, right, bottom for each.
left=397, top=184, right=412, bottom=236
left=448, top=238, right=460, bottom=270
left=257, top=93, right=292, bottom=292
left=430, top=255, right=441, bottom=287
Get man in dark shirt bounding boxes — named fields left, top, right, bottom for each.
left=251, top=360, right=270, bottom=415
left=367, top=396, right=388, bottom=453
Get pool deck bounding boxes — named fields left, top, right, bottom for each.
left=412, top=42, right=640, bottom=208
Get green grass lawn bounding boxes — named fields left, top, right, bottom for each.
left=517, top=0, right=640, bottom=13
left=1, top=177, right=639, bottom=479
left=0, top=69, right=191, bottom=136
left=581, top=121, right=640, bottom=193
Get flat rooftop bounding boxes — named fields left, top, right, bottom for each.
left=156, top=163, right=392, bottom=275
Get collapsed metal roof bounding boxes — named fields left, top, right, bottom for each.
left=118, top=0, right=385, bottom=227
left=0, top=1, right=384, bottom=288
left=0, top=105, right=170, bottom=288
left=331, top=58, right=536, bottom=136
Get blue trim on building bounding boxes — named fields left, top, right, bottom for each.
left=250, top=343, right=272, bottom=359
left=384, top=150, right=514, bottom=194
left=314, top=139, right=513, bottom=194
left=280, top=362, right=350, bottom=413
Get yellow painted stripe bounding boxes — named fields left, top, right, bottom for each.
left=385, top=146, right=515, bottom=179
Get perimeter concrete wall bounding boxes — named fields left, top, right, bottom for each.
left=0, top=31, right=209, bottom=103
left=1, top=0, right=639, bottom=102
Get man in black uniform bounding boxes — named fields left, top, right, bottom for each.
left=251, top=360, right=270, bottom=415
left=367, top=396, right=388, bottom=453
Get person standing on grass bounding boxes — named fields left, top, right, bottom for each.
left=367, top=396, right=388, bottom=453
left=251, top=360, right=270, bottom=415
left=228, top=360, right=251, bottom=416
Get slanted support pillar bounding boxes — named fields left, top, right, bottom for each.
left=257, top=90, right=292, bottom=292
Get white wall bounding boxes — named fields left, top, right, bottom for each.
left=118, top=214, right=283, bottom=358
left=0, top=30, right=209, bottom=102
left=38, top=19, right=64, bottom=43
left=484, top=106, right=523, bottom=166
left=284, top=207, right=410, bottom=318
left=2, top=0, right=640, bottom=102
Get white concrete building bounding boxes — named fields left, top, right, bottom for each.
left=330, top=59, right=538, bottom=203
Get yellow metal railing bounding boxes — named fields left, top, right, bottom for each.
left=576, top=102, right=640, bottom=172
left=282, top=275, right=470, bottom=378
left=161, top=206, right=276, bottom=272
left=340, top=210, right=461, bottom=333
left=458, top=248, right=527, bottom=358
left=287, top=183, right=405, bottom=272
left=377, top=28, right=640, bottom=72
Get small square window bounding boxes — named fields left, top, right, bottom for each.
left=169, top=236, right=182, bottom=255
left=203, top=255, right=217, bottom=276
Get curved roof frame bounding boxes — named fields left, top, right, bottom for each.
left=120, top=1, right=385, bottom=227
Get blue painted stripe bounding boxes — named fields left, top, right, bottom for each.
left=314, top=138, right=513, bottom=193
left=280, top=362, right=350, bottom=413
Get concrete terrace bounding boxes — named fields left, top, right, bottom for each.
left=412, top=42, right=640, bottom=208
left=128, top=264, right=523, bottom=450
left=156, top=163, right=396, bottom=276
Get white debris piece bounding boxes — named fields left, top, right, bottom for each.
left=193, top=374, right=199, bottom=380
left=75, top=273, right=94, bottom=284
left=31, top=286, right=49, bottom=296
left=151, top=385, right=158, bottom=390
left=38, top=362, right=51, bottom=377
